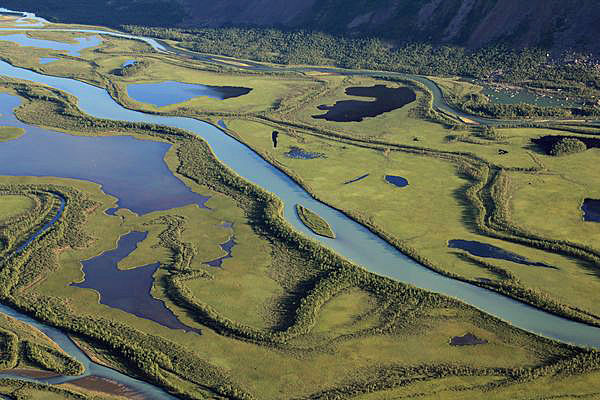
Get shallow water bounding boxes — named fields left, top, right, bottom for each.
left=285, top=146, right=325, bottom=159
left=127, top=80, right=252, bottom=107
left=0, top=93, right=209, bottom=215
left=72, top=231, right=201, bottom=333
left=39, top=57, right=58, bottom=64
left=0, top=33, right=101, bottom=56
left=205, top=237, right=236, bottom=267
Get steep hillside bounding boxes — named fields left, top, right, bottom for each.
left=178, top=0, right=600, bottom=53
left=2, top=0, right=600, bottom=53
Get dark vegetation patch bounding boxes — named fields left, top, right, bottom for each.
left=284, top=146, right=325, bottom=159
left=384, top=175, right=409, bottom=188
left=450, top=333, right=488, bottom=346
left=72, top=231, right=201, bottom=334
left=312, top=85, right=416, bottom=122
left=532, top=135, right=600, bottom=155
left=448, top=239, right=556, bottom=269
left=582, top=199, right=600, bottom=222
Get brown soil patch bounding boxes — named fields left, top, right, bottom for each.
left=63, top=376, right=146, bottom=399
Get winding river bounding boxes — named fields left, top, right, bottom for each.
left=0, top=10, right=599, bottom=399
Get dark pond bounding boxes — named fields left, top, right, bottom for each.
left=72, top=231, right=200, bottom=333
left=0, top=93, right=209, bottom=215
left=205, top=237, right=236, bottom=267
left=532, top=135, right=599, bottom=155
left=217, top=119, right=227, bottom=129
left=449, top=239, right=555, bottom=269
left=127, top=81, right=252, bottom=107
left=312, top=85, right=416, bottom=122
left=385, top=175, right=409, bottom=188
left=582, top=198, right=600, bottom=222
left=285, top=146, right=325, bottom=159
left=344, top=173, right=369, bottom=185
left=450, top=333, right=488, bottom=346
left=39, top=57, right=58, bottom=64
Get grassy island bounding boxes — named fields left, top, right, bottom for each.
left=296, top=204, right=336, bottom=238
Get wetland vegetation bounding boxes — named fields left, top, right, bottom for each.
left=295, top=204, right=336, bottom=239
left=0, top=19, right=599, bottom=400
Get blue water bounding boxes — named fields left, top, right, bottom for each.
left=205, top=237, right=236, bottom=267
left=127, top=81, right=251, bottom=107
left=122, top=59, right=136, bottom=67
left=385, top=175, right=409, bottom=188
left=39, top=57, right=58, bottom=64
left=73, top=231, right=201, bottom=333
left=0, top=33, right=101, bottom=56
left=0, top=93, right=209, bottom=215
left=285, top=146, right=324, bottom=159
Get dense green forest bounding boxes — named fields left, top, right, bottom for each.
left=123, top=25, right=600, bottom=88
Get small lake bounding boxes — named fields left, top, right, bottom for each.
left=284, top=146, right=325, bottom=159
left=205, top=237, right=236, bottom=267
left=448, top=239, right=554, bottom=268
left=313, top=85, right=416, bottom=122
left=0, top=93, right=209, bottom=215
left=72, top=231, right=200, bottom=333
left=39, top=57, right=58, bottom=64
left=122, top=59, right=136, bottom=67
left=127, top=81, right=252, bottom=107
left=582, top=199, right=600, bottom=222
left=0, top=33, right=101, bottom=56
left=385, top=175, right=408, bottom=188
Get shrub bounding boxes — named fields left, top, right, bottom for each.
left=549, top=138, right=587, bottom=156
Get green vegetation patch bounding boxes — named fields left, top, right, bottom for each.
left=0, top=126, right=25, bottom=142
left=550, top=137, right=587, bottom=156
left=296, top=204, right=336, bottom=238
left=0, top=194, right=34, bottom=221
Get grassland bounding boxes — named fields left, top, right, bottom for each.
left=0, top=194, right=33, bottom=220
left=296, top=204, right=335, bottom=238
left=0, top=27, right=599, bottom=400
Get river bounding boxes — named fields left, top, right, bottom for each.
left=0, top=9, right=598, bottom=399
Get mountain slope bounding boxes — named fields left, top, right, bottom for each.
left=2, top=0, right=600, bottom=53
left=178, top=0, right=600, bottom=53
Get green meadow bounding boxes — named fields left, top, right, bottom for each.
left=0, top=27, right=599, bottom=399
